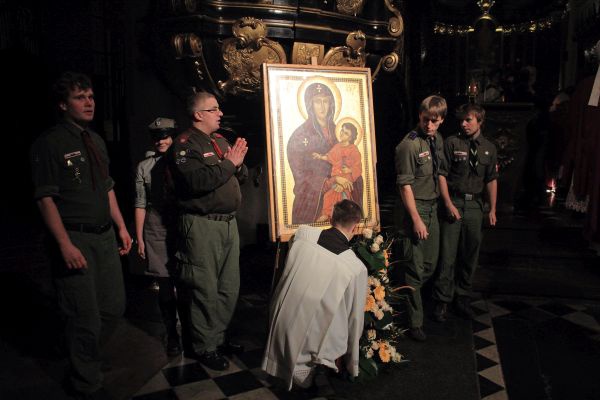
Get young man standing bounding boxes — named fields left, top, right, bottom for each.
left=394, top=95, right=447, bottom=342
left=169, top=92, right=248, bottom=371
left=433, top=103, right=498, bottom=322
left=30, top=71, right=131, bottom=398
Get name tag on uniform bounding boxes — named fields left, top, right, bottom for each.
left=203, top=152, right=215, bottom=158
left=64, top=151, right=81, bottom=159
left=418, top=151, right=430, bottom=158
left=454, top=151, right=468, bottom=156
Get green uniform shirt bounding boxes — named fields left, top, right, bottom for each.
left=30, top=121, right=113, bottom=225
left=395, top=129, right=444, bottom=200
left=170, top=127, right=248, bottom=215
left=440, top=132, right=498, bottom=194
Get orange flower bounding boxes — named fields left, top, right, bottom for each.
left=364, top=295, right=376, bottom=312
left=374, top=285, right=385, bottom=301
left=378, top=342, right=391, bottom=363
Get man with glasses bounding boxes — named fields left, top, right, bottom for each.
left=169, top=92, right=248, bottom=370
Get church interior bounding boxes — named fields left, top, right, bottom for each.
left=1, top=0, right=600, bottom=399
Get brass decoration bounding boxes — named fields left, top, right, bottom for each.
left=372, top=0, right=405, bottom=80
left=434, top=0, right=568, bottom=36
left=218, top=17, right=287, bottom=95
left=322, top=31, right=367, bottom=68
left=170, top=0, right=197, bottom=14
left=171, top=33, right=220, bottom=92
left=336, top=0, right=366, bottom=16
left=384, top=0, right=404, bottom=38
left=291, top=42, right=325, bottom=65
left=172, top=33, right=202, bottom=58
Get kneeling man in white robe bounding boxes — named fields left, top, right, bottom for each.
left=262, top=199, right=368, bottom=390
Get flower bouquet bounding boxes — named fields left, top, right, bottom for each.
left=353, top=228, right=413, bottom=379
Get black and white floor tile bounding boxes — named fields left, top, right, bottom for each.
left=471, top=296, right=600, bottom=400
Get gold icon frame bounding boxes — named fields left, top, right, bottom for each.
left=263, top=64, right=380, bottom=241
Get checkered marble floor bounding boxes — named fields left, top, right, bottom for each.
left=132, top=339, right=330, bottom=400
left=471, top=296, right=600, bottom=400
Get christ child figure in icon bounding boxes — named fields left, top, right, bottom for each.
left=313, top=121, right=363, bottom=222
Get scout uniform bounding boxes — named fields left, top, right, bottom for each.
left=135, top=117, right=191, bottom=356
left=433, top=132, right=498, bottom=305
left=170, top=126, right=248, bottom=355
left=394, top=129, right=444, bottom=329
left=30, top=121, right=125, bottom=394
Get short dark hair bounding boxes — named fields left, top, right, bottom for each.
left=419, top=95, right=447, bottom=119
left=331, top=199, right=363, bottom=229
left=186, top=91, right=216, bottom=118
left=457, top=103, right=486, bottom=123
left=52, top=71, right=93, bottom=105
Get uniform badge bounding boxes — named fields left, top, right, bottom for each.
left=418, top=151, right=430, bottom=158
left=454, top=151, right=468, bottom=156
left=64, top=151, right=82, bottom=159
left=485, top=151, right=489, bottom=155
left=203, top=152, right=215, bottom=158
left=179, top=150, right=186, bottom=156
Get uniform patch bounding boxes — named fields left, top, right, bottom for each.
left=178, top=132, right=191, bottom=143
left=203, top=152, right=215, bottom=157
left=453, top=150, right=468, bottom=156
left=408, top=131, right=418, bottom=140
left=179, top=150, right=187, bottom=156
left=418, top=151, right=430, bottom=158
left=64, top=151, right=82, bottom=159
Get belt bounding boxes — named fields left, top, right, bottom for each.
left=194, top=213, right=235, bottom=222
left=64, top=222, right=112, bottom=234
left=450, top=191, right=482, bottom=201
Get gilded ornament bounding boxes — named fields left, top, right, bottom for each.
left=291, top=42, right=325, bottom=65
left=336, top=0, right=366, bottom=16
left=322, top=31, right=366, bottom=67
left=219, top=17, right=286, bottom=95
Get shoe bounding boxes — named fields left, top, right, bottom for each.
left=166, top=333, right=182, bottom=357
left=218, top=341, right=244, bottom=355
left=313, top=365, right=335, bottom=397
left=455, top=296, right=476, bottom=320
left=197, top=350, right=230, bottom=370
left=433, top=302, right=448, bottom=322
left=408, top=327, right=427, bottom=342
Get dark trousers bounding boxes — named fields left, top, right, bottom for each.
left=51, top=229, right=125, bottom=394
left=433, top=197, right=484, bottom=302
left=176, top=214, right=240, bottom=353
left=395, top=199, right=440, bottom=328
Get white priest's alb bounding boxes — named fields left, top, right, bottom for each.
left=262, top=225, right=368, bottom=390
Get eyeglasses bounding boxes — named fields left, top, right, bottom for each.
left=195, top=107, right=221, bottom=113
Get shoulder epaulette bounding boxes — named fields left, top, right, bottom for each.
left=408, top=131, right=418, bottom=140
left=177, top=132, right=191, bottom=143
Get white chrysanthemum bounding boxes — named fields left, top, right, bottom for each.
left=382, top=322, right=394, bottom=330
left=371, top=341, right=379, bottom=350
left=370, top=242, right=380, bottom=253
left=392, top=352, right=403, bottom=363
left=366, top=348, right=374, bottom=359
left=363, top=228, right=373, bottom=239
left=374, top=235, right=384, bottom=245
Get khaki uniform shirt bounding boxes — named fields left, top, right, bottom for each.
left=395, top=129, right=444, bottom=200
left=440, top=132, right=498, bottom=194
left=170, top=127, right=248, bottom=215
left=30, top=121, right=113, bottom=225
